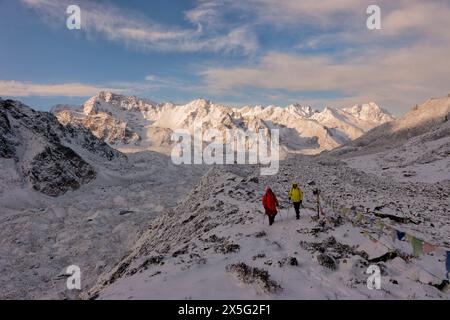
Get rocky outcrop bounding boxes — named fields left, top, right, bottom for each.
left=23, top=145, right=96, bottom=197
left=0, top=98, right=124, bottom=196
left=0, top=108, right=15, bottom=158
left=57, top=110, right=141, bottom=145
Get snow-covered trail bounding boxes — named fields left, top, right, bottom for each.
left=92, top=163, right=449, bottom=300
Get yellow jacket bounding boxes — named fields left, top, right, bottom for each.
left=289, top=187, right=303, bottom=202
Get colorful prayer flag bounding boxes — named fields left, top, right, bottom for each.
left=356, top=213, right=364, bottom=222
left=411, top=237, right=424, bottom=257
left=375, top=219, right=385, bottom=231
left=446, top=251, right=450, bottom=280
left=370, top=235, right=378, bottom=243
left=396, top=230, right=406, bottom=241
left=423, top=242, right=437, bottom=254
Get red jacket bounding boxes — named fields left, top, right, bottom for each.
left=262, top=189, right=278, bottom=216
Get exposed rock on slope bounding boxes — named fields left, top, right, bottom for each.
left=24, top=145, right=95, bottom=197
left=0, top=108, right=15, bottom=158
left=0, top=99, right=123, bottom=196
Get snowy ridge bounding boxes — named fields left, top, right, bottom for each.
left=89, top=160, right=449, bottom=299
left=329, top=95, right=450, bottom=183
left=53, top=92, right=394, bottom=155
left=337, top=96, right=450, bottom=152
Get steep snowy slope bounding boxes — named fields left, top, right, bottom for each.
left=0, top=99, right=123, bottom=197
left=89, top=160, right=449, bottom=299
left=329, top=95, right=450, bottom=183
left=311, top=103, right=392, bottom=143
left=0, top=98, right=208, bottom=299
left=53, top=92, right=394, bottom=155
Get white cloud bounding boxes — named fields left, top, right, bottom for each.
left=195, top=0, right=450, bottom=112
left=20, top=0, right=258, bottom=54
left=0, top=80, right=115, bottom=97
left=145, top=75, right=157, bottom=81
left=0, top=79, right=173, bottom=97
left=201, top=42, right=450, bottom=113
left=229, top=0, right=364, bottom=27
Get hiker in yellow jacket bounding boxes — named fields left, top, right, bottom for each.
left=288, top=182, right=303, bottom=220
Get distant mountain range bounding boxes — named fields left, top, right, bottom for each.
left=52, top=91, right=395, bottom=155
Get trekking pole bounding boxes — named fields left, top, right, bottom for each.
left=313, top=188, right=321, bottom=220
left=285, top=202, right=291, bottom=219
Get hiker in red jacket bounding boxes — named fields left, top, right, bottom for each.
left=262, top=186, right=279, bottom=225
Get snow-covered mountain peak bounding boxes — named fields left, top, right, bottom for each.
left=97, top=91, right=157, bottom=107
left=343, top=102, right=394, bottom=123
left=321, top=106, right=335, bottom=114
left=331, top=94, right=450, bottom=159
left=287, top=104, right=315, bottom=117
left=53, top=92, right=395, bottom=154
left=185, top=98, right=211, bottom=109
left=83, top=91, right=158, bottom=115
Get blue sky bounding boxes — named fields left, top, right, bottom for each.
left=1, top=0, right=449, bottom=115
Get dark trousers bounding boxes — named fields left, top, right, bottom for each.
left=265, top=209, right=276, bottom=225
left=293, top=201, right=302, bottom=218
